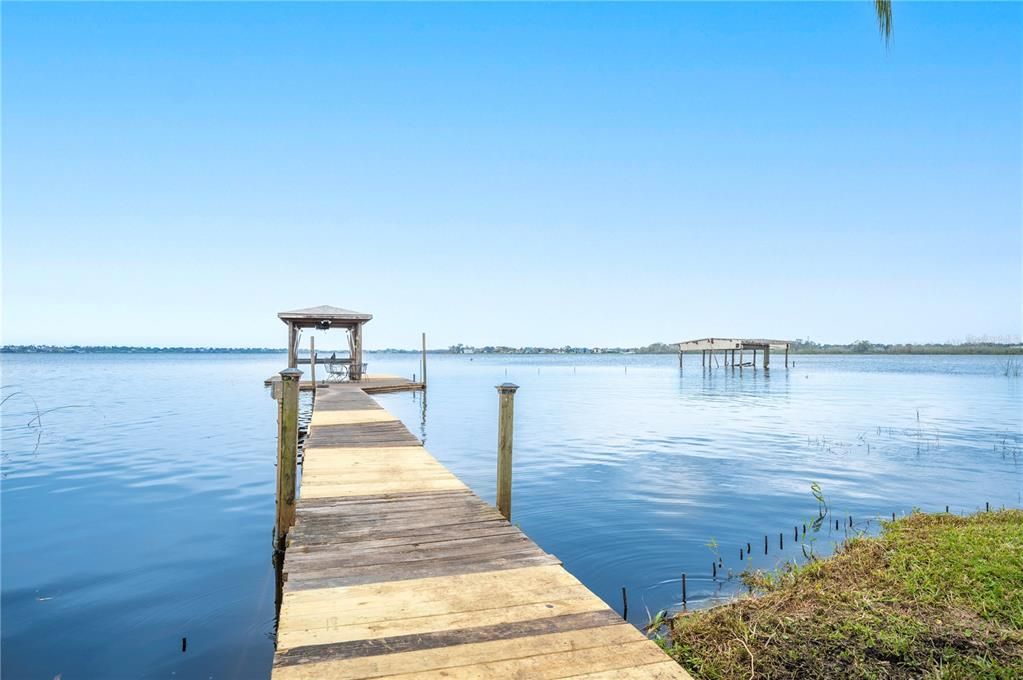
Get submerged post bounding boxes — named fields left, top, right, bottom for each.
left=764, top=346, right=770, bottom=371
left=495, top=383, right=519, bottom=520
left=785, top=345, right=789, bottom=369
left=276, top=367, right=302, bottom=547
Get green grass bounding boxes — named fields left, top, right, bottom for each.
left=662, top=510, right=1023, bottom=679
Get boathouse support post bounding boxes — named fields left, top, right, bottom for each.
left=276, top=367, right=302, bottom=546
left=352, top=324, right=363, bottom=381
left=287, top=322, right=298, bottom=369
left=753, top=349, right=757, bottom=368
left=785, top=345, right=789, bottom=368
left=764, top=346, right=770, bottom=371
left=702, top=350, right=706, bottom=368
left=310, top=336, right=316, bottom=393
left=495, top=383, right=519, bottom=521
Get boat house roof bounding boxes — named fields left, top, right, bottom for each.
left=277, top=305, right=373, bottom=328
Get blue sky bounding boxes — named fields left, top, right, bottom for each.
left=3, top=2, right=1020, bottom=348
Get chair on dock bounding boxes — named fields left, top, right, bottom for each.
left=325, top=353, right=349, bottom=383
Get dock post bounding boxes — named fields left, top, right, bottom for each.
left=276, top=367, right=302, bottom=547
left=739, top=349, right=744, bottom=369
left=753, top=349, right=757, bottom=368
left=764, top=346, right=770, bottom=370
left=495, top=383, right=519, bottom=520
left=702, top=350, right=706, bottom=368
left=310, top=336, right=316, bottom=393
left=421, top=332, right=428, bottom=387
left=785, top=345, right=789, bottom=368
left=287, top=322, right=298, bottom=369
left=678, top=350, right=683, bottom=370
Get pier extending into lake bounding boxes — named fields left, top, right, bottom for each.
left=271, top=377, right=690, bottom=679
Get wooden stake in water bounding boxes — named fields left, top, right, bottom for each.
left=421, top=332, right=427, bottom=387
left=495, top=383, right=519, bottom=520
left=621, top=586, right=628, bottom=620
left=681, top=573, right=687, bottom=606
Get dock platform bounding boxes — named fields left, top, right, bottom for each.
left=271, top=380, right=691, bottom=679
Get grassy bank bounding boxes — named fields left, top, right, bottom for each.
left=663, top=510, right=1023, bottom=679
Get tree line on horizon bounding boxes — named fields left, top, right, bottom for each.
left=4, top=338, right=1020, bottom=356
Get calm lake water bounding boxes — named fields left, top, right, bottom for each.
left=2, top=352, right=1020, bottom=678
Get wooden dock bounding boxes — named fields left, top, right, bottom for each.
left=272, top=379, right=691, bottom=679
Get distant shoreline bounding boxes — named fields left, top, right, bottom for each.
left=3, top=344, right=1021, bottom=355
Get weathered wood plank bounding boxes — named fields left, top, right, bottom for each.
left=273, top=625, right=687, bottom=679
left=275, top=610, right=624, bottom=666
left=310, top=409, right=397, bottom=426
left=283, top=553, right=563, bottom=591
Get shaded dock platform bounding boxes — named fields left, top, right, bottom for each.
left=272, top=382, right=691, bottom=679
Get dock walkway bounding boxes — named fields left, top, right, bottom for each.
left=272, top=379, right=691, bottom=679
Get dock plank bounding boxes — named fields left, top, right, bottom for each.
left=272, top=382, right=691, bottom=679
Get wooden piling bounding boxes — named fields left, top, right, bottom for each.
left=785, top=345, right=789, bottom=368
left=287, top=322, right=299, bottom=369
left=682, top=573, right=687, bottom=606
left=276, top=367, right=302, bottom=546
left=753, top=349, right=757, bottom=368
left=495, top=383, right=519, bottom=520
left=621, top=586, right=628, bottom=620
left=309, top=336, right=316, bottom=393
left=421, top=332, right=427, bottom=387
left=764, top=346, right=770, bottom=370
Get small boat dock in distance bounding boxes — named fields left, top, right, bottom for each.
left=269, top=306, right=692, bottom=679
left=678, top=337, right=792, bottom=370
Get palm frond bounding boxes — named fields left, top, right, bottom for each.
left=875, top=0, right=893, bottom=45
